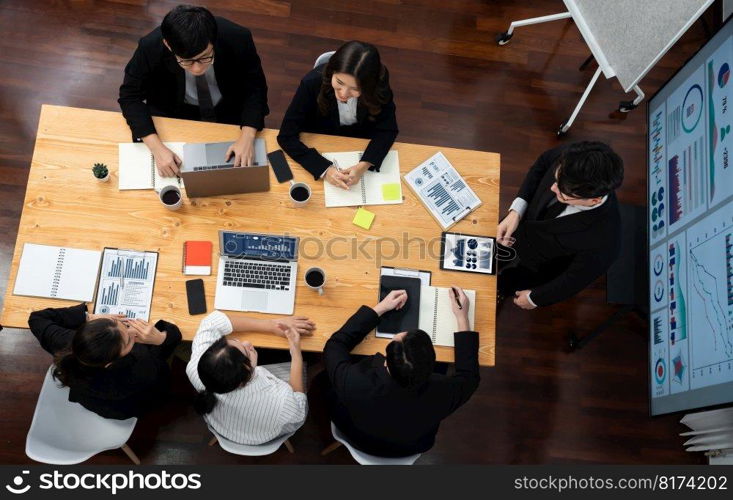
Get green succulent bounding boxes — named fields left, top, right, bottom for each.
left=92, top=163, right=109, bottom=179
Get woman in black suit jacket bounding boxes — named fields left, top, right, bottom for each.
left=28, top=303, right=182, bottom=420
left=277, top=41, right=398, bottom=189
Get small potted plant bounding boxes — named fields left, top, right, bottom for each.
left=92, top=162, right=109, bottom=182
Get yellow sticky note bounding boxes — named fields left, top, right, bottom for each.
left=353, top=207, right=375, bottom=230
left=381, top=183, right=401, bottom=201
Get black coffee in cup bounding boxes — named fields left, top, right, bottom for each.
left=161, top=190, right=181, bottom=205
left=291, top=186, right=310, bottom=202
left=305, top=269, right=325, bottom=287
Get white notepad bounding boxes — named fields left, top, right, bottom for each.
left=418, top=287, right=476, bottom=347
left=118, top=142, right=185, bottom=192
left=322, top=150, right=403, bottom=207
left=13, top=243, right=102, bottom=302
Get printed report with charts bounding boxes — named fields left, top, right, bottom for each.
left=403, top=151, right=482, bottom=229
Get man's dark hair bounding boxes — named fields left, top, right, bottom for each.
left=161, top=5, right=218, bottom=58
left=193, top=337, right=252, bottom=415
left=386, top=330, right=436, bottom=389
left=556, top=141, right=624, bottom=199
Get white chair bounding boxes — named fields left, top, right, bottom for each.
left=320, top=422, right=421, bottom=465
left=207, top=426, right=295, bottom=457
left=25, top=366, right=140, bottom=465
left=313, top=51, right=335, bottom=69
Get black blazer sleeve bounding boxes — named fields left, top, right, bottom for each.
left=516, top=146, right=565, bottom=203
left=439, top=330, right=480, bottom=415
left=360, top=98, right=398, bottom=170
left=28, top=302, right=87, bottom=355
left=530, top=249, right=612, bottom=306
left=118, top=38, right=158, bottom=139
left=324, top=306, right=379, bottom=398
left=277, top=76, right=333, bottom=179
left=233, top=28, right=268, bottom=130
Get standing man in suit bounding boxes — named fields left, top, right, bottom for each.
left=497, top=141, right=624, bottom=309
left=323, top=288, right=480, bottom=458
left=118, top=5, right=269, bottom=176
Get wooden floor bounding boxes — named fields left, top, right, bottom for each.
left=0, top=0, right=718, bottom=464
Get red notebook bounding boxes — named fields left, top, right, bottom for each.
left=182, top=241, right=212, bottom=275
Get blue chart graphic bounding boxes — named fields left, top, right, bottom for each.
left=655, top=358, right=667, bottom=385
left=649, top=109, right=667, bottom=242
left=427, top=181, right=460, bottom=218
left=673, top=352, right=687, bottom=384
left=108, top=256, right=150, bottom=280
left=669, top=240, right=688, bottom=345
left=682, top=84, right=704, bottom=133
left=653, top=316, right=664, bottom=344
left=689, top=250, right=733, bottom=359
left=124, top=309, right=136, bottom=318
left=100, top=283, right=119, bottom=306
left=726, top=233, right=733, bottom=306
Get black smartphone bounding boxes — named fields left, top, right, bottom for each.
left=268, top=149, right=294, bottom=183
left=185, top=279, right=207, bottom=315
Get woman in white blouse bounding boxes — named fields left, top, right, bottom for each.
left=186, top=311, right=315, bottom=445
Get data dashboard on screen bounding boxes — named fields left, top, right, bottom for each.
left=648, top=18, right=733, bottom=416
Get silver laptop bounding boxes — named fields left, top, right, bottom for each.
left=180, top=140, right=270, bottom=198
left=214, top=230, right=299, bottom=315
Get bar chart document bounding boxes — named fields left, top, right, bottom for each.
left=403, top=152, right=482, bottom=230
left=94, top=248, right=158, bottom=321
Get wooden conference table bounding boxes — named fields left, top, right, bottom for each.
left=1, top=105, right=499, bottom=366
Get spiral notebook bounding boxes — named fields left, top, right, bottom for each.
left=13, top=243, right=102, bottom=301
left=322, top=150, right=403, bottom=207
left=118, top=142, right=185, bottom=191
left=418, top=286, right=476, bottom=347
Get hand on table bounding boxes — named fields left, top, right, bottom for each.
left=150, top=143, right=182, bottom=177
left=273, top=316, right=316, bottom=337
left=497, top=210, right=520, bottom=246
left=226, top=129, right=256, bottom=167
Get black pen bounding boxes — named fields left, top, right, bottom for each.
left=452, top=287, right=462, bottom=310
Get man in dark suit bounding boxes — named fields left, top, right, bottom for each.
left=118, top=5, right=268, bottom=176
left=497, top=141, right=624, bottom=309
left=323, top=288, right=480, bottom=457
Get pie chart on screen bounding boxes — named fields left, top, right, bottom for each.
left=655, top=358, right=666, bottom=384
left=719, top=62, right=730, bottom=87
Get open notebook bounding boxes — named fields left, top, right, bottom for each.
left=322, top=150, right=403, bottom=207
left=418, top=287, right=476, bottom=347
left=13, top=243, right=102, bottom=302
left=119, top=142, right=185, bottom=192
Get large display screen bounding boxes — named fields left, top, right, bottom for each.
left=648, top=17, right=733, bottom=415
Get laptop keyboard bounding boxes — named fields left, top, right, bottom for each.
left=193, top=164, right=234, bottom=171
left=223, top=261, right=292, bottom=290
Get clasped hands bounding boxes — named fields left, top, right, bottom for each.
left=324, top=161, right=371, bottom=190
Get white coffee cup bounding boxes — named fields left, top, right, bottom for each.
left=289, top=180, right=311, bottom=207
left=159, top=185, right=182, bottom=211
left=304, top=267, right=326, bottom=295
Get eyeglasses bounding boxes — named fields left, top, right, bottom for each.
left=176, top=51, right=215, bottom=67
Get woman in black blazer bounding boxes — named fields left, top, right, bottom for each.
left=277, top=41, right=398, bottom=189
left=28, top=303, right=182, bottom=420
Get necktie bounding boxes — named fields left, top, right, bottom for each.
left=195, top=74, right=217, bottom=122
left=539, top=197, right=567, bottom=220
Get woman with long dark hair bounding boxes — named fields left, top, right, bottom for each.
left=186, top=311, right=315, bottom=445
left=28, top=303, right=182, bottom=419
left=277, top=40, right=398, bottom=189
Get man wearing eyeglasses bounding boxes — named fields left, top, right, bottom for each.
left=119, top=5, right=269, bottom=176
left=496, top=142, right=624, bottom=309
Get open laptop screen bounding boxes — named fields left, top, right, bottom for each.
left=220, top=231, right=298, bottom=262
